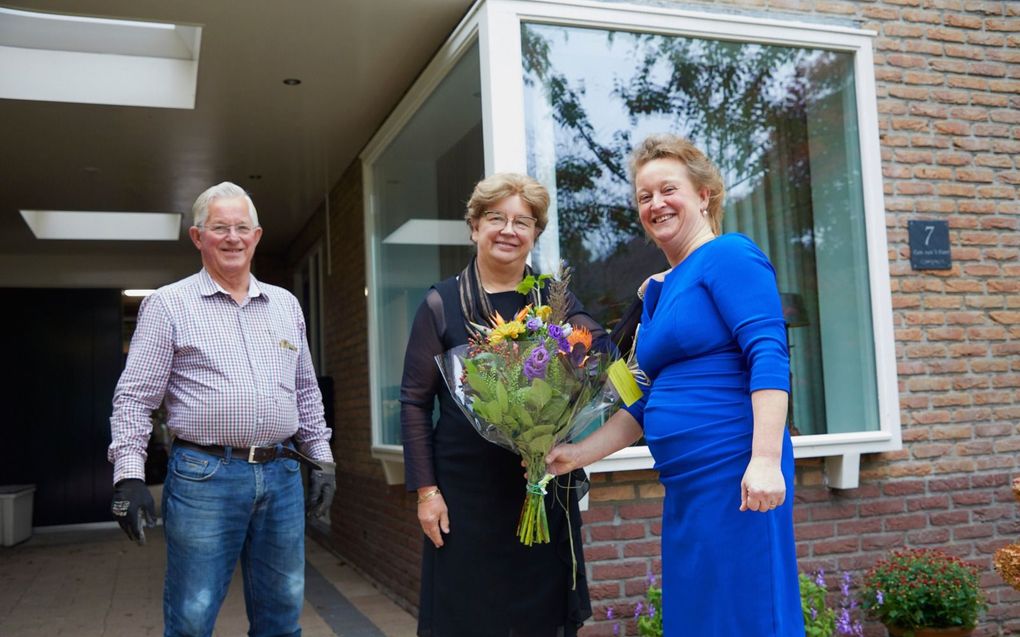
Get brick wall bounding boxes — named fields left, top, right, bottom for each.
left=296, top=1, right=1020, bottom=635
left=311, top=162, right=424, bottom=612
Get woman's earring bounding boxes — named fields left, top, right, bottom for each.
left=701, top=208, right=708, bottom=216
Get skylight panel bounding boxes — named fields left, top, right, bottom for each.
left=0, top=7, right=201, bottom=108
left=20, top=210, right=182, bottom=241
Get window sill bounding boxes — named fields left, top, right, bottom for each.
left=371, top=444, right=406, bottom=486
left=792, top=431, right=899, bottom=489
left=372, top=431, right=899, bottom=490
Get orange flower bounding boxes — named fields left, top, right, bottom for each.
left=566, top=325, right=592, bottom=351
left=514, top=305, right=532, bottom=323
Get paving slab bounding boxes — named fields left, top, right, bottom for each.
left=0, top=525, right=417, bottom=637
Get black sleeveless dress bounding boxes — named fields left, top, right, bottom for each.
left=400, top=275, right=600, bottom=637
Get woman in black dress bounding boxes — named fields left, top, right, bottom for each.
left=400, top=173, right=605, bottom=637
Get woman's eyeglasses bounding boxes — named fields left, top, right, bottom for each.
left=482, top=211, right=537, bottom=233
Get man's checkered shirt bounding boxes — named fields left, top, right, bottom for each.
left=108, top=269, right=334, bottom=483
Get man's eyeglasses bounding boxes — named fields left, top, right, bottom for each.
left=482, top=211, right=537, bottom=233
left=199, top=223, right=257, bottom=237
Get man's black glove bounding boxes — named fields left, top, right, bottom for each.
left=111, top=478, right=157, bottom=545
left=306, top=461, right=336, bottom=519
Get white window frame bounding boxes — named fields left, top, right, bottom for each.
left=361, top=3, right=485, bottom=485
left=363, top=0, right=901, bottom=489
left=293, top=240, right=325, bottom=373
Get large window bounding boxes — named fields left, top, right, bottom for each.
left=522, top=23, right=879, bottom=439
left=364, top=0, right=900, bottom=488
left=364, top=39, right=483, bottom=463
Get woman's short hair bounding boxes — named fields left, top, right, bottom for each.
left=629, top=134, right=725, bottom=234
left=465, top=173, right=550, bottom=234
left=192, top=182, right=260, bottom=228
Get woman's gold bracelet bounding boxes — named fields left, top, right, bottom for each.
left=417, top=489, right=441, bottom=504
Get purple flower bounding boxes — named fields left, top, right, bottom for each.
left=836, top=608, right=863, bottom=636
left=876, top=590, right=884, bottom=605
left=526, top=317, right=543, bottom=331
left=568, top=342, right=587, bottom=367
left=606, top=607, right=614, bottom=620
left=649, top=605, right=656, bottom=618
left=613, top=623, right=619, bottom=637
left=523, top=346, right=550, bottom=380
left=634, top=601, right=644, bottom=618
left=836, top=609, right=852, bottom=634
left=836, top=572, right=864, bottom=637
left=815, top=570, right=826, bottom=588
left=546, top=324, right=571, bottom=353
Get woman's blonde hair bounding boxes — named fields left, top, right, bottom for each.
left=465, top=172, right=550, bottom=234
left=629, top=134, right=725, bottom=234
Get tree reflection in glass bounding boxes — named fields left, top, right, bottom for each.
left=522, top=24, right=880, bottom=436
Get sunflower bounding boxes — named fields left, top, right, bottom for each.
left=489, top=320, right=526, bottom=344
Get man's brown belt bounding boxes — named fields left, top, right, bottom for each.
left=174, top=438, right=322, bottom=471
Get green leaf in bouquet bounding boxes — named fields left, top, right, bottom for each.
left=496, top=417, right=519, bottom=440
left=470, top=398, right=493, bottom=423
left=520, top=424, right=556, bottom=443
left=464, top=360, right=494, bottom=401
left=525, top=378, right=553, bottom=410
left=511, top=404, right=535, bottom=429
left=515, top=273, right=553, bottom=295
left=527, top=433, right=555, bottom=453
left=539, top=395, right=568, bottom=423
left=495, top=383, right=509, bottom=412
left=485, top=397, right=506, bottom=423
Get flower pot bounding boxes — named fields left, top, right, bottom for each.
left=886, top=626, right=975, bottom=637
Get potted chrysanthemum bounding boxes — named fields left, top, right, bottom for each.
left=859, top=548, right=986, bottom=637
left=992, top=477, right=1020, bottom=591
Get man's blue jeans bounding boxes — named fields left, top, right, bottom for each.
left=162, top=444, right=305, bottom=637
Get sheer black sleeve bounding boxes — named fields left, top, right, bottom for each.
left=563, top=291, right=614, bottom=355
left=610, top=296, right=643, bottom=357
left=399, top=289, right=445, bottom=491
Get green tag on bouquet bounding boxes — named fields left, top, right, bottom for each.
left=608, top=359, right=643, bottom=406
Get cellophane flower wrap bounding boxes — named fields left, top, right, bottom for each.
left=435, top=273, right=620, bottom=546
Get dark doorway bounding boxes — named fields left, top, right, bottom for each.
left=0, top=288, right=122, bottom=526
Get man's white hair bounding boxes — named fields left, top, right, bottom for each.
left=191, top=182, right=260, bottom=228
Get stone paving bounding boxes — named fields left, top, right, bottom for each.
left=0, top=525, right=417, bottom=637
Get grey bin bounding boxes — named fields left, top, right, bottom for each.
left=0, top=484, right=36, bottom=546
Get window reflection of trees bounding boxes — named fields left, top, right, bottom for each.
left=523, top=24, right=874, bottom=435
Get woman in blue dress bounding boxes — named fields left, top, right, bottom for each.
left=547, top=134, right=804, bottom=636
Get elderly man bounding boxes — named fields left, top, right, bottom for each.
left=108, top=182, right=335, bottom=637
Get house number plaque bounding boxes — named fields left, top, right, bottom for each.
left=908, top=220, right=951, bottom=270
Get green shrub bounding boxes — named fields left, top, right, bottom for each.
left=801, top=573, right=837, bottom=637
left=859, top=548, right=986, bottom=630
left=636, top=583, right=662, bottom=637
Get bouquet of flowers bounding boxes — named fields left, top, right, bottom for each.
left=435, top=272, right=622, bottom=545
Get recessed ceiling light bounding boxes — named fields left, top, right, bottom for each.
left=282, top=78, right=301, bottom=86
left=123, top=289, right=156, bottom=297
left=20, top=210, right=181, bottom=240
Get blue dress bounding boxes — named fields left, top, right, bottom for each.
left=625, top=233, right=804, bottom=636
